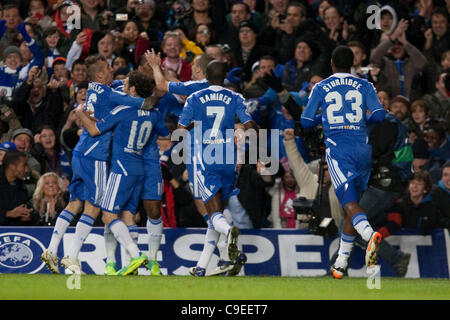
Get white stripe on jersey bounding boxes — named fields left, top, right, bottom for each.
left=325, top=148, right=347, bottom=189
left=117, top=160, right=128, bottom=176
left=110, top=105, right=131, bottom=115
left=84, top=141, right=99, bottom=156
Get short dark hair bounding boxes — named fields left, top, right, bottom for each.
left=52, top=59, right=66, bottom=68
left=232, top=2, right=250, bottom=14
left=194, top=54, right=215, bottom=74
left=206, top=60, right=227, bottom=84
left=347, top=40, right=366, bottom=54
left=3, top=150, right=26, bottom=170
left=331, top=45, right=354, bottom=70
left=72, top=58, right=85, bottom=72
left=431, top=6, right=448, bottom=21
left=288, top=1, right=307, bottom=17
left=128, top=71, right=154, bottom=98
left=3, top=4, right=20, bottom=12
left=411, top=170, right=432, bottom=194
left=43, top=26, right=60, bottom=38
left=260, top=55, right=276, bottom=64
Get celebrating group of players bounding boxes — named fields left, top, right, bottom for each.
left=40, top=45, right=387, bottom=279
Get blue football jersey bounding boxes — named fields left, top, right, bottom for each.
left=168, top=79, right=209, bottom=96
left=96, top=106, right=169, bottom=175
left=74, top=82, right=145, bottom=161
left=178, top=85, right=252, bottom=165
left=301, top=73, right=385, bottom=139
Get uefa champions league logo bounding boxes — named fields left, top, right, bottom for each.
left=0, top=233, right=46, bottom=273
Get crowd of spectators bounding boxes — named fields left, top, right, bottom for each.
left=0, top=0, right=449, bottom=245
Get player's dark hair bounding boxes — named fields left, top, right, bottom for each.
left=85, top=54, right=108, bottom=81
left=195, top=54, right=215, bottom=75
left=128, top=71, right=154, bottom=98
left=206, top=60, right=227, bottom=85
left=3, top=150, right=26, bottom=170
left=331, top=45, right=354, bottom=72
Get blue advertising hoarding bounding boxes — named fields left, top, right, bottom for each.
left=0, top=227, right=449, bottom=278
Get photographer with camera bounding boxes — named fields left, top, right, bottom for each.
left=283, top=128, right=343, bottom=230
left=0, top=150, right=40, bottom=226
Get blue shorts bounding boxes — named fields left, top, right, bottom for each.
left=141, top=161, right=163, bottom=201
left=195, top=163, right=239, bottom=204
left=325, top=135, right=372, bottom=205
left=100, top=170, right=144, bottom=214
left=68, top=155, right=108, bottom=206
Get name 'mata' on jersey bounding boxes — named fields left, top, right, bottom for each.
left=301, top=73, right=385, bottom=139
left=73, top=81, right=145, bottom=161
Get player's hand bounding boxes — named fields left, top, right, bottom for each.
left=145, top=49, right=161, bottom=68
left=284, top=128, right=295, bottom=141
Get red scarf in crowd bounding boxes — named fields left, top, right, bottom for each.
left=161, top=181, right=177, bottom=228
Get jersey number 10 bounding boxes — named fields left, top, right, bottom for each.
left=325, top=90, right=363, bottom=124
left=127, top=121, right=152, bottom=150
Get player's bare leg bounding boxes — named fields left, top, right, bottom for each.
left=144, top=199, right=163, bottom=275
left=41, top=199, right=83, bottom=273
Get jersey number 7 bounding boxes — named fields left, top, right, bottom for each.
left=207, top=106, right=225, bottom=138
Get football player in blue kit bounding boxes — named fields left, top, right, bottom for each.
left=177, top=60, right=259, bottom=277
left=75, top=71, right=170, bottom=276
left=41, top=55, right=153, bottom=274
left=146, top=50, right=247, bottom=276
left=301, top=46, right=386, bottom=279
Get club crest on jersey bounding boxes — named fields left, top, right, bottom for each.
left=0, top=233, right=46, bottom=273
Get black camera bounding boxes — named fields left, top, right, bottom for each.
left=293, top=197, right=336, bottom=237
left=294, top=122, right=325, bottom=161
left=278, top=14, right=287, bottom=22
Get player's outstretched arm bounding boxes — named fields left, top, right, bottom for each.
left=145, top=49, right=169, bottom=92
left=74, top=104, right=100, bottom=137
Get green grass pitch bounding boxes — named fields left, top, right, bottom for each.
left=1, top=274, right=450, bottom=300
